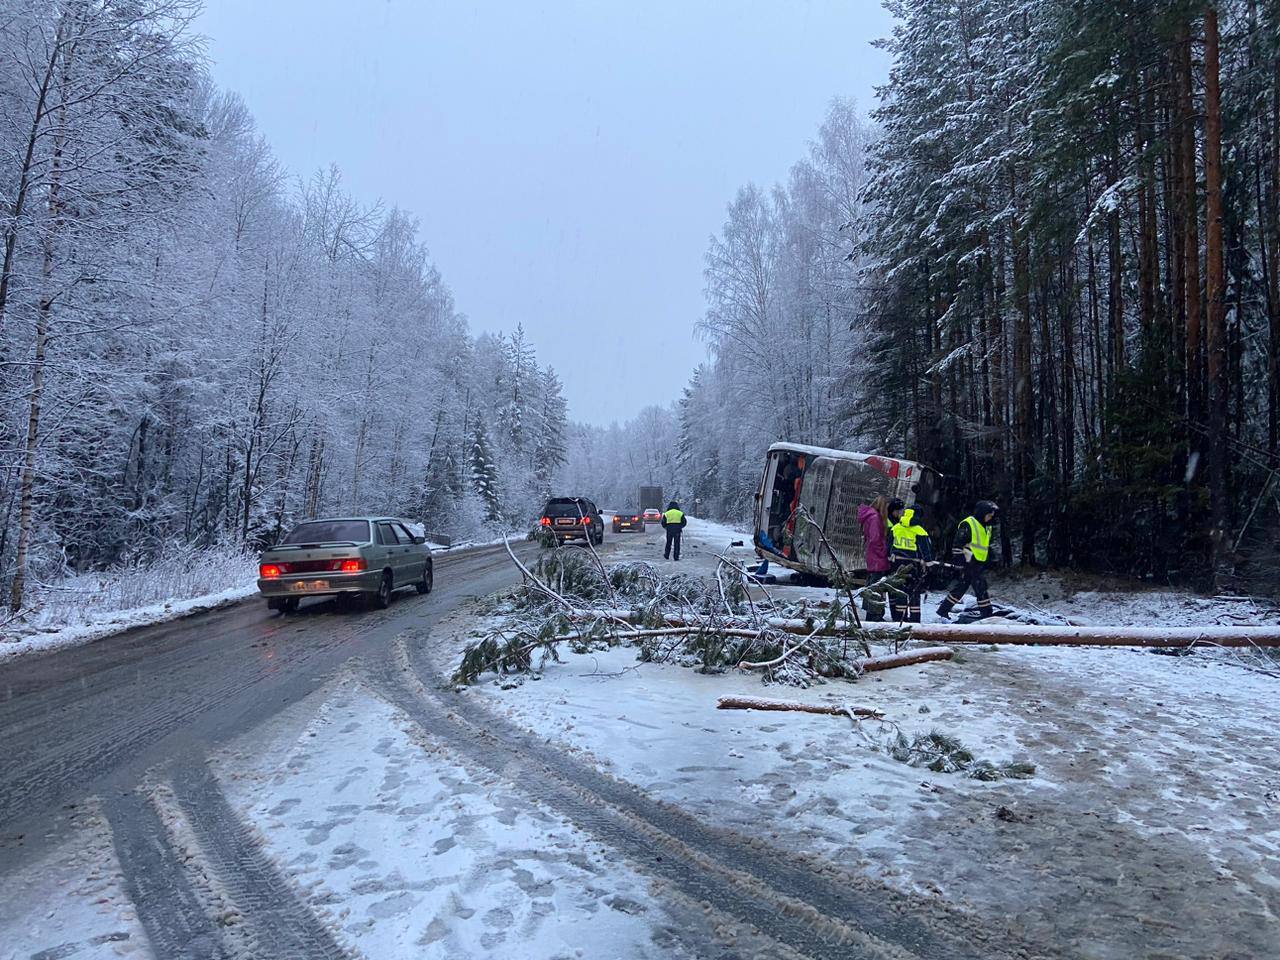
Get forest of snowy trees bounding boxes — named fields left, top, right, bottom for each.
left=611, top=0, right=1279, bottom=590
left=0, top=1, right=567, bottom=612
left=6, top=0, right=1279, bottom=616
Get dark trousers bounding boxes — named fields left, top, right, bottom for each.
left=889, top=558, right=924, bottom=623
left=937, top=559, right=992, bottom=617
left=664, top=528, right=682, bottom=560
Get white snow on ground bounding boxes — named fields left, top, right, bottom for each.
left=995, top=570, right=1280, bottom=628
left=0, top=801, right=151, bottom=960
left=0, top=581, right=259, bottom=664
left=212, top=682, right=709, bottom=959
left=436, top=515, right=1280, bottom=958
left=1, top=543, right=260, bottom=663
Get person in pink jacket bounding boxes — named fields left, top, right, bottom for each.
left=857, top=496, right=891, bottom=621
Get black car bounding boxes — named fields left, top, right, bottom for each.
left=539, top=497, right=604, bottom=545
left=612, top=509, right=645, bottom=533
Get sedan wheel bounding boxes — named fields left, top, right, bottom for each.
left=416, top=561, right=433, bottom=595
left=370, top=571, right=393, bottom=609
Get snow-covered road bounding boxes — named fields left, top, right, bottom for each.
left=4, top=519, right=1277, bottom=960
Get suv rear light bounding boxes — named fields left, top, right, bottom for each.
left=581, top=516, right=592, bottom=525
left=259, top=563, right=282, bottom=579
left=337, top=558, right=365, bottom=573
left=540, top=516, right=552, bottom=527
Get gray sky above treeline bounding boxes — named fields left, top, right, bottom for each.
left=196, top=0, right=894, bottom=425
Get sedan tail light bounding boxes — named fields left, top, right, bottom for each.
left=259, top=563, right=282, bottom=579
left=337, top=558, right=365, bottom=572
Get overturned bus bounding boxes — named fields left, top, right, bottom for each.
left=753, top=442, right=942, bottom=580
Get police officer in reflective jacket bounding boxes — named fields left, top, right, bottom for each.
left=936, top=500, right=997, bottom=620
left=888, top=499, right=932, bottom=623
left=660, top=501, right=687, bottom=561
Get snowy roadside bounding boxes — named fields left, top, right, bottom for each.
left=0, top=799, right=150, bottom=960
left=0, top=581, right=260, bottom=665
left=432, top=516, right=1280, bottom=959
left=1, top=542, right=262, bottom=664
left=205, top=677, right=765, bottom=959
left=0, top=537, right=526, bottom=665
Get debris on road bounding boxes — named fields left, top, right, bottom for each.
left=716, top=695, right=885, bottom=721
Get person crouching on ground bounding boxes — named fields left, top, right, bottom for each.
left=857, top=496, right=891, bottom=621
left=661, top=501, right=687, bottom=560
left=936, top=500, right=997, bottom=620
left=888, top=499, right=932, bottom=623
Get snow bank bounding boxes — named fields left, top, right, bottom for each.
left=1, top=543, right=259, bottom=663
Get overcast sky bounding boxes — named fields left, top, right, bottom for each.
left=195, top=1, right=894, bottom=425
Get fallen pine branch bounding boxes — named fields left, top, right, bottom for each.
left=716, top=695, right=884, bottom=721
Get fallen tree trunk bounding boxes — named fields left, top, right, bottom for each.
left=568, top=608, right=1280, bottom=648
left=856, top=646, right=954, bottom=671
left=898, top=623, right=1280, bottom=648
left=717, top=696, right=884, bottom=720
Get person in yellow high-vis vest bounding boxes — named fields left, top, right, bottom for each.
left=660, top=501, right=687, bottom=560
left=936, top=500, right=997, bottom=620
left=888, top=499, right=932, bottom=623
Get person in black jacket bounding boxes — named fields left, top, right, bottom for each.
left=936, top=500, right=997, bottom=620
left=660, top=501, right=687, bottom=560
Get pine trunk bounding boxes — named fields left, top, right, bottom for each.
left=1203, top=6, right=1229, bottom=579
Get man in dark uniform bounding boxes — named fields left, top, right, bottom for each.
left=936, top=500, right=997, bottom=620
left=660, top=500, right=687, bottom=561
left=888, top=499, right=932, bottom=623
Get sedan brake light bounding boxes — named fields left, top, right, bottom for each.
left=337, top=558, right=365, bottom=572
left=259, top=563, right=282, bottom=579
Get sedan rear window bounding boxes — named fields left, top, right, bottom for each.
left=281, top=520, right=371, bottom=544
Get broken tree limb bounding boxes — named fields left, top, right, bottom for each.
left=565, top=607, right=1280, bottom=648
left=854, top=646, right=954, bottom=672
left=716, top=696, right=884, bottom=720
left=503, top=535, right=574, bottom=611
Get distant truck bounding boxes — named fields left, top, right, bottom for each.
left=753, top=442, right=942, bottom=580
left=638, top=485, right=664, bottom=517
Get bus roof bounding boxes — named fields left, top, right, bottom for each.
left=766, top=441, right=911, bottom=465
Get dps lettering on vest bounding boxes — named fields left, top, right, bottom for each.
left=891, top=509, right=927, bottom=557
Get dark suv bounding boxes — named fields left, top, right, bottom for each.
left=539, top=497, right=604, bottom=545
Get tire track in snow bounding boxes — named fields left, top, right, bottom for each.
left=104, top=783, right=232, bottom=960
left=373, top=632, right=1052, bottom=960
left=168, top=762, right=356, bottom=960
